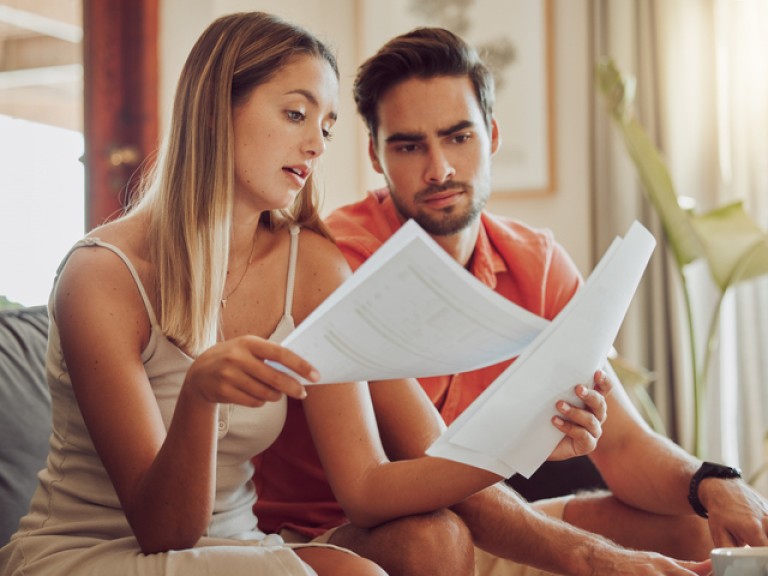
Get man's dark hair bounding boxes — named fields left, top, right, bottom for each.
left=353, top=27, right=495, bottom=139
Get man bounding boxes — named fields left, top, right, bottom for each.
left=254, top=27, right=765, bottom=575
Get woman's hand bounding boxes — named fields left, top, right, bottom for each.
left=183, top=335, right=318, bottom=406
left=548, top=370, right=612, bottom=461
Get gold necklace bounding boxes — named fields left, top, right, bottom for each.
left=221, top=225, right=258, bottom=308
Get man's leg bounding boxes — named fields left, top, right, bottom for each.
left=561, top=491, right=713, bottom=561
left=327, top=509, right=475, bottom=576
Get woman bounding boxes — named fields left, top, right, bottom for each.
left=0, top=11, right=606, bottom=576
left=0, top=12, right=383, bottom=576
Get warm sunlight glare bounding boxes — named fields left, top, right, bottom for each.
left=0, top=114, right=84, bottom=306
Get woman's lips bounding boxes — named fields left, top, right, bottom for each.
left=283, top=166, right=308, bottom=187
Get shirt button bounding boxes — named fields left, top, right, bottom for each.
left=217, top=420, right=226, bottom=431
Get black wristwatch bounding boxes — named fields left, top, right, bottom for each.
left=688, top=461, right=742, bottom=518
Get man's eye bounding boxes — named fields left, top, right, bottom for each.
left=397, top=144, right=419, bottom=153
left=453, top=133, right=472, bottom=144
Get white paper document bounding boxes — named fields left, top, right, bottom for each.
left=278, top=219, right=548, bottom=384
left=426, top=221, right=656, bottom=478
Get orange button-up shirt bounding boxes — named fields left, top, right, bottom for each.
left=253, top=189, right=583, bottom=537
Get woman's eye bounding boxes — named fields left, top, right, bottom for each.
left=287, top=110, right=305, bottom=122
left=323, top=128, right=334, bottom=142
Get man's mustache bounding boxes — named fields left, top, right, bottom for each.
left=415, top=182, right=472, bottom=201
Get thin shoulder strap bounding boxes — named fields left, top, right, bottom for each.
left=59, top=237, right=159, bottom=327
left=283, top=225, right=300, bottom=317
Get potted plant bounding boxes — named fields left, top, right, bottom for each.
left=596, top=58, right=768, bottom=458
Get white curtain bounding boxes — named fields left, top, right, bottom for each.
left=591, top=0, right=768, bottom=488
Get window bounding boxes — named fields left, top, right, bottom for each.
left=0, top=1, right=83, bottom=307
left=0, top=0, right=158, bottom=308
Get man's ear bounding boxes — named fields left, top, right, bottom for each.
left=490, top=117, right=501, bottom=156
left=368, top=136, right=384, bottom=174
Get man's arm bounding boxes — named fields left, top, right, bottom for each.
left=590, top=366, right=768, bottom=548
left=369, top=377, right=709, bottom=575
left=452, top=482, right=711, bottom=575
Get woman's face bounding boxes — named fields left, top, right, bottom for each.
left=232, top=54, right=338, bottom=212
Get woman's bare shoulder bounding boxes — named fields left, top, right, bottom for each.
left=292, top=227, right=352, bottom=320
left=54, top=216, right=152, bottom=345
left=297, top=228, right=351, bottom=279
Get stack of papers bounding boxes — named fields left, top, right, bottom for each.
left=277, top=219, right=656, bottom=478
left=278, top=219, right=548, bottom=383
left=427, top=221, right=655, bottom=477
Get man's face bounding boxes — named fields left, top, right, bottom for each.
left=369, top=75, right=499, bottom=236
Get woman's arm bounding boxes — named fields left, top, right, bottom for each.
left=291, top=234, right=497, bottom=524
left=303, top=380, right=501, bottom=527
left=56, top=246, right=315, bottom=553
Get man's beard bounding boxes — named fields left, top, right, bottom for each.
left=388, top=181, right=488, bottom=236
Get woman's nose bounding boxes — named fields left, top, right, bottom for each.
left=304, top=126, right=327, bottom=157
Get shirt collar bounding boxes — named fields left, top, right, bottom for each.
left=469, top=215, right=508, bottom=290
left=378, top=190, right=506, bottom=289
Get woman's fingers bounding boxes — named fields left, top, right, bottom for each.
left=593, top=369, right=613, bottom=398
left=551, top=383, right=607, bottom=454
left=187, top=336, right=317, bottom=405
left=241, top=337, right=318, bottom=399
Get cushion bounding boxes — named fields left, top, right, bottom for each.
left=0, top=305, right=51, bottom=546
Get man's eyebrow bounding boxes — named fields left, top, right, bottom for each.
left=384, top=131, right=425, bottom=144
left=384, top=120, right=476, bottom=144
left=437, top=120, right=475, bottom=137
left=285, top=89, right=338, bottom=121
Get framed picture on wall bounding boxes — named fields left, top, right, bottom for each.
left=359, top=0, right=556, bottom=196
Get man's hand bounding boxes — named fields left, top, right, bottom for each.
left=700, top=476, right=768, bottom=547
left=548, top=370, right=612, bottom=461
left=588, top=548, right=711, bottom=575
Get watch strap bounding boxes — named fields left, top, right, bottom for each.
left=688, top=461, right=742, bottom=518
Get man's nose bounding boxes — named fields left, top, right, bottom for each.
left=424, top=148, right=455, bottom=184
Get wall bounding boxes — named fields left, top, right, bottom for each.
left=160, top=0, right=593, bottom=273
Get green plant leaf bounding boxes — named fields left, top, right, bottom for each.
left=596, top=59, right=703, bottom=269
left=691, top=202, right=768, bottom=290
left=596, top=56, right=768, bottom=457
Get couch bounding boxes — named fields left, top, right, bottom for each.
left=0, top=305, right=50, bottom=546
left=0, top=304, right=606, bottom=548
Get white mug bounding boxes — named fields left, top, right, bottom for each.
left=712, top=547, right=768, bottom=576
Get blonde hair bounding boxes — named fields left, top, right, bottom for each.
left=130, top=12, right=337, bottom=355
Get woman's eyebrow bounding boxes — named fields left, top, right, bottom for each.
left=285, top=89, right=337, bottom=120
